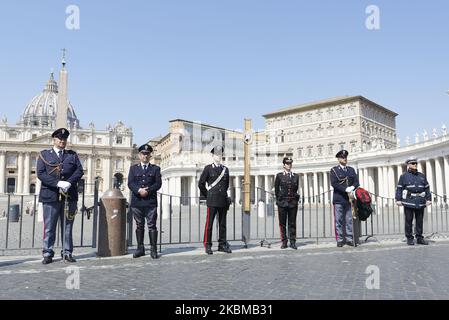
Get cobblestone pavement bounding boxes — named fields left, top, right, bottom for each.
left=1, top=237, right=449, bottom=300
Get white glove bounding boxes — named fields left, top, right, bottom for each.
left=57, top=181, right=71, bottom=192
left=345, top=186, right=355, bottom=193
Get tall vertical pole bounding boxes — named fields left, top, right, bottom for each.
left=242, top=119, right=252, bottom=248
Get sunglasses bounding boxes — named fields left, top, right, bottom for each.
left=409, top=162, right=418, bottom=165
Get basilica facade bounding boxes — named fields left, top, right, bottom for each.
left=0, top=60, right=134, bottom=196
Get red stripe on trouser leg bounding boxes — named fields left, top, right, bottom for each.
left=204, top=207, right=210, bottom=247
left=278, top=209, right=285, bottom=241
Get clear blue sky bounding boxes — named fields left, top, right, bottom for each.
left=1, top=0, right=448, bottom=145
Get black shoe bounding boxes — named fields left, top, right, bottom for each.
left=62, top=254, right=76, bottom=263
left=281, top=241, right=288, bottom=249
left=133, top=246, right=145, bottom=258
left=417, top=238, right=429, bottom=245
left=407, top=238, right=415, bottom=245
left=218, top=243, right=232, bottom=253
left=42, top=256, right=53, bottom=265
left=345, top=240, right=354, bottom=247
left=289, top=242, right=297, bottom=250
left=205, top=246, right=213, bottom=255
left=337, top=242, right=344, bottom=247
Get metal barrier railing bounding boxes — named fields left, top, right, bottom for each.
left=2, top=183, right=448, bottom=254
left=0, top=180, right=98, bottom=252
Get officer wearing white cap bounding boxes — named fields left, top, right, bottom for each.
left=37, top=128, right=84, bottom=264
left=274, top=156, right=300, bottom=249
left=198, top=145, right=232, bottom=255
left=128, top=144, right=162, bottom=259
left=395, top=157, right=431, bottom=245
left=330, top=150, right=360, bottom=247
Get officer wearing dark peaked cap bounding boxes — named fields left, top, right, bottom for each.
left=198, top=145, right=232, bottom=255
left=275, top=156, right=300, bottom=249
left=396, top=156, right=431, bottom=245
left=37, top=128, right=84, bottom=264
left=330, top=149, right=360, bottom=247
left=128, top=144, right=162, bottom=259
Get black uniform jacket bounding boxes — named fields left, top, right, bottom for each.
left=37, top=149, right=84, bottom=203
left=198, top=163, right=230, bottom=208
left=275, top=171, right=300, bottom=208
left=128, top=163, right=162, bottom=208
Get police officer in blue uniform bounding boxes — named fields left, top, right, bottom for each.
left=395, top=157, right=431, bottom=245
left=37, top=128, right=84, bottom=264
left=330, top=150, right=360, bottom=247
left=128, top=144, right=162, bottom=259
left=198, top=146, right=232, bottom=255
left=274, top=157, right=300, bottom=249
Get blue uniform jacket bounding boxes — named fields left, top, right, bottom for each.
left=37, top=149, right=84, bottom=203
left=395, top=170, right=431, bottom=209
left=128, top=164, right=162, bottom=208
left=330, top=165, right=360, bottom=205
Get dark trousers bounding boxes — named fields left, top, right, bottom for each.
left=278, top=206, right=298, bottom=242
left=203, top=206, right=227, bottom=247
left=404, top=207, right=424, bottom=240
left=132, top=206, right=158, bottom=232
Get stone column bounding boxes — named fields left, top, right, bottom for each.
left=359, top=168, right=365, bottom=187
left=102, top=156, right=111, bottom=192
left=435, top=157, right=444, bottom=198
left=388, top=166, right=395, bottom=198
left=323, top=171, right=329, bottom=204
left=87, top=155, right=93, bottom=194
left=377, top=167, right=384, bottom=197
left=264, top=175, right=272, bottom=202
left=364, top=169, right=369, bottom=190
left=23, top=153, right=30, bottom=194
left=254, top=175, right=260, bottom=203
left=17, top=152, right=24, bottom=194
left=368, top=168, right=375, bottom=194
left=235, top=176, right=241, bottom=205
left=162, top=178, right=170, bottom=220
left=318, top=172, right=324, bottom=195
left=303, top=173, right=309, bottom=203
left=0, top=151, right=5, bottom=194
left=426, top=160, right=435, bottom=194
left=313, top=172, right=318, bottom=203
left=395, top=165, right=403, bottom=197
left=444, top=156, right=449, bottom=197
left=383, top=166, right=390, bottom=198
left=190, top=174, right=198, bottom=205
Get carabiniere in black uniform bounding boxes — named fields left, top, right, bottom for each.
left=198, top=146, right=232, bottom=255
left=275, top=157, right=300, bottom=249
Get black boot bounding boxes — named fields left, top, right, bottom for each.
left=281, top=240, right=288, bottom=249
left=149, top=230, right=159, bottom=259
left=133, top=229, right=145, bottom=258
